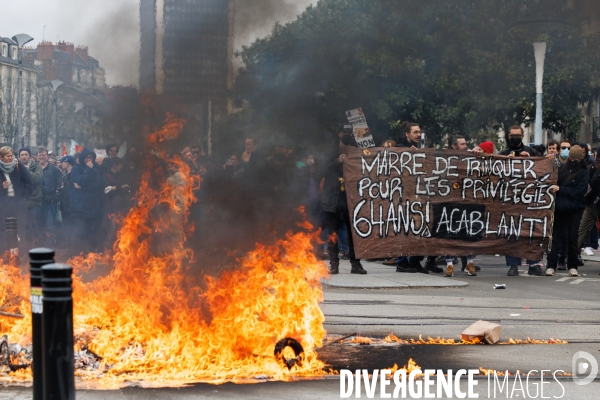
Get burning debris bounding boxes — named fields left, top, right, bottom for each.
left=327, top=333, right=568, bottom=346
left=0, top=114, right=330, bottom=385
left=0, top=335, right=31, bottom=373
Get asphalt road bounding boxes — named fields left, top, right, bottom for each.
left=2, top=255, right=599, bottom=399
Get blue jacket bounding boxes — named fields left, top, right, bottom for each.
left=69, top=148, right=103, bottom=219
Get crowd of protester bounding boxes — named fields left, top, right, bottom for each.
left=1, top=125, right=599, bottom=279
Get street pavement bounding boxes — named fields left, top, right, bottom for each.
left=3, top=254, right=599, bottom=399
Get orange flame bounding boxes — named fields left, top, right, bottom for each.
left=1, top=114, right=330, bottom=384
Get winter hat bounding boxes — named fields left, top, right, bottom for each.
left=568, top=145, right=585, bottom=161
left=18, top=147, right=31, bottom=156
left=479, top=142, right=495, bottom=154
left=59, top=155, right=76, bottom=166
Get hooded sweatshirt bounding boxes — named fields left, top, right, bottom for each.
left=69, top=148, right=103, bottom=219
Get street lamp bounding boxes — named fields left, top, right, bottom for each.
left=511, top=19, right=573, bottom=145
left=533, top=42, right=547, bottom=145
left=11, top=33, right=34, bottom=148
left=50, top=80, right=63, bottom=152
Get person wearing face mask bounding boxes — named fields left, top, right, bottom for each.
left=499, top=125, right=540, bottom=158
left=546, top=145, right=589, bottom=277
left=499, top=126, right=542, bottom=276
left=554, top=140, right=572, bottom=167
left=320, top=126, right=367, bottom=275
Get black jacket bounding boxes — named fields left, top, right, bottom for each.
left=59, top=171, right=74, bottom=218
left=41, top=163, right=62, bottom=203
left=498, top=143, right=540, bottom=157
left=69, top=148, right=103, bottom=219
left=585, top=167, right=600, bottom=206
left=1, top=161, right=33, bottom=201
left=555, top=164, right=589, bottom=213
left=397, top=137, right=421, bottom=148
left=320, top=154, right=345, bottom=213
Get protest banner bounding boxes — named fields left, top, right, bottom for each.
left=342, top=146, right=558, bottom=259
left=345, top=108, right=375, bottom=149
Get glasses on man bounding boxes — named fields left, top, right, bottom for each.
left=561, top=146, right=571, bottom=150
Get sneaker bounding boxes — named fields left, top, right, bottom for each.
left=583, top=247, right=594, bottom=256
left=382, top=258, right=397, bottom=266
left=329, top=264, right=339, bottom=275
left=545, top=268, right=555, bottom=276
left=569, top=268, right=579, bottom=277
left=425, top=262, right=443, bottom=273
left=410, top=261, right=430, bottom=275
left=351, top=264, right=367, bottom=274
left=461, top=264, right=482, bottom=272
left=444, top=264, right=454, bottom=277
left=340, top=251, right=350, bottom=260
left=396, top=264, right=418, bottom=273
left=465, top=262, right=477, bottom=276
left=557, top=260, right=567, bottom=270
left=507, top=265, right=519, bottom=276
left=528, top=264, right=544, bottom=276
left=576, top=255, right=585, bottom=267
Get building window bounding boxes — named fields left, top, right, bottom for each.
left=11, top=46, right=17, bottom=60
left=1, top=44, right=7, bottom=57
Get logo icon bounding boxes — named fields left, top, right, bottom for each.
left=572, top=351, right=598, bottom=385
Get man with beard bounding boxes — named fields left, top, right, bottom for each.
left=499, top=126, right=543, bottom=276
left=0, top=146, right=32, bottom=252
left=394, top=122, right=432, bottom=274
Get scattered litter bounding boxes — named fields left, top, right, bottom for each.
left=461, top=320, right=501, bottom=344
left=494, top=284, right=506, bottom=289
left=510, top=314, right=521, bottom=317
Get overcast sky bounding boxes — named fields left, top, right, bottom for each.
left=3, top=0, right=313, bottom=87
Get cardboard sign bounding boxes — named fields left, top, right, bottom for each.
left=346, top=108, right=375, bottom=149
left=342, top=146, right=558, bottom=259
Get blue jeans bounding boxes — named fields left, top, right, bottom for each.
left=321, top=225, right=349, bottom=253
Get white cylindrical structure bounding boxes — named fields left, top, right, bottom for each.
left=533, top=42, right=547, bottom=145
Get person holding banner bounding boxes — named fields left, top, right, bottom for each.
left=320, top=127, right=367, bottom=275
left=393, top=122, right=434, bottom=274
left=499, top=126, right=544, bottom=276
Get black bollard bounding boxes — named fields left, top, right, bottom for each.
left=5, top=217, right=19, bottom=257
left=29, top=248, right=55, bottom=400
left=41, top=263, right=75, bottom=400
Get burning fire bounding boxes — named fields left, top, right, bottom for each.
left=1, top=113, right=330, bottom=384
left=387, top=359, right=422, bottom=375
left=380, top=334, right=566, bottom=345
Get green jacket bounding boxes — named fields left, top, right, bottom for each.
left=26, top=160, right=43, bottom=208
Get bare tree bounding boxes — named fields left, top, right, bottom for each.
left=0, top=79, right=18, bottom=147
left=34, top=85, right=54, bottom=147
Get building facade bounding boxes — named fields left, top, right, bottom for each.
left=0, top=36, right=39, bottom=148
left=139, top=0, right=234, bottom=139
